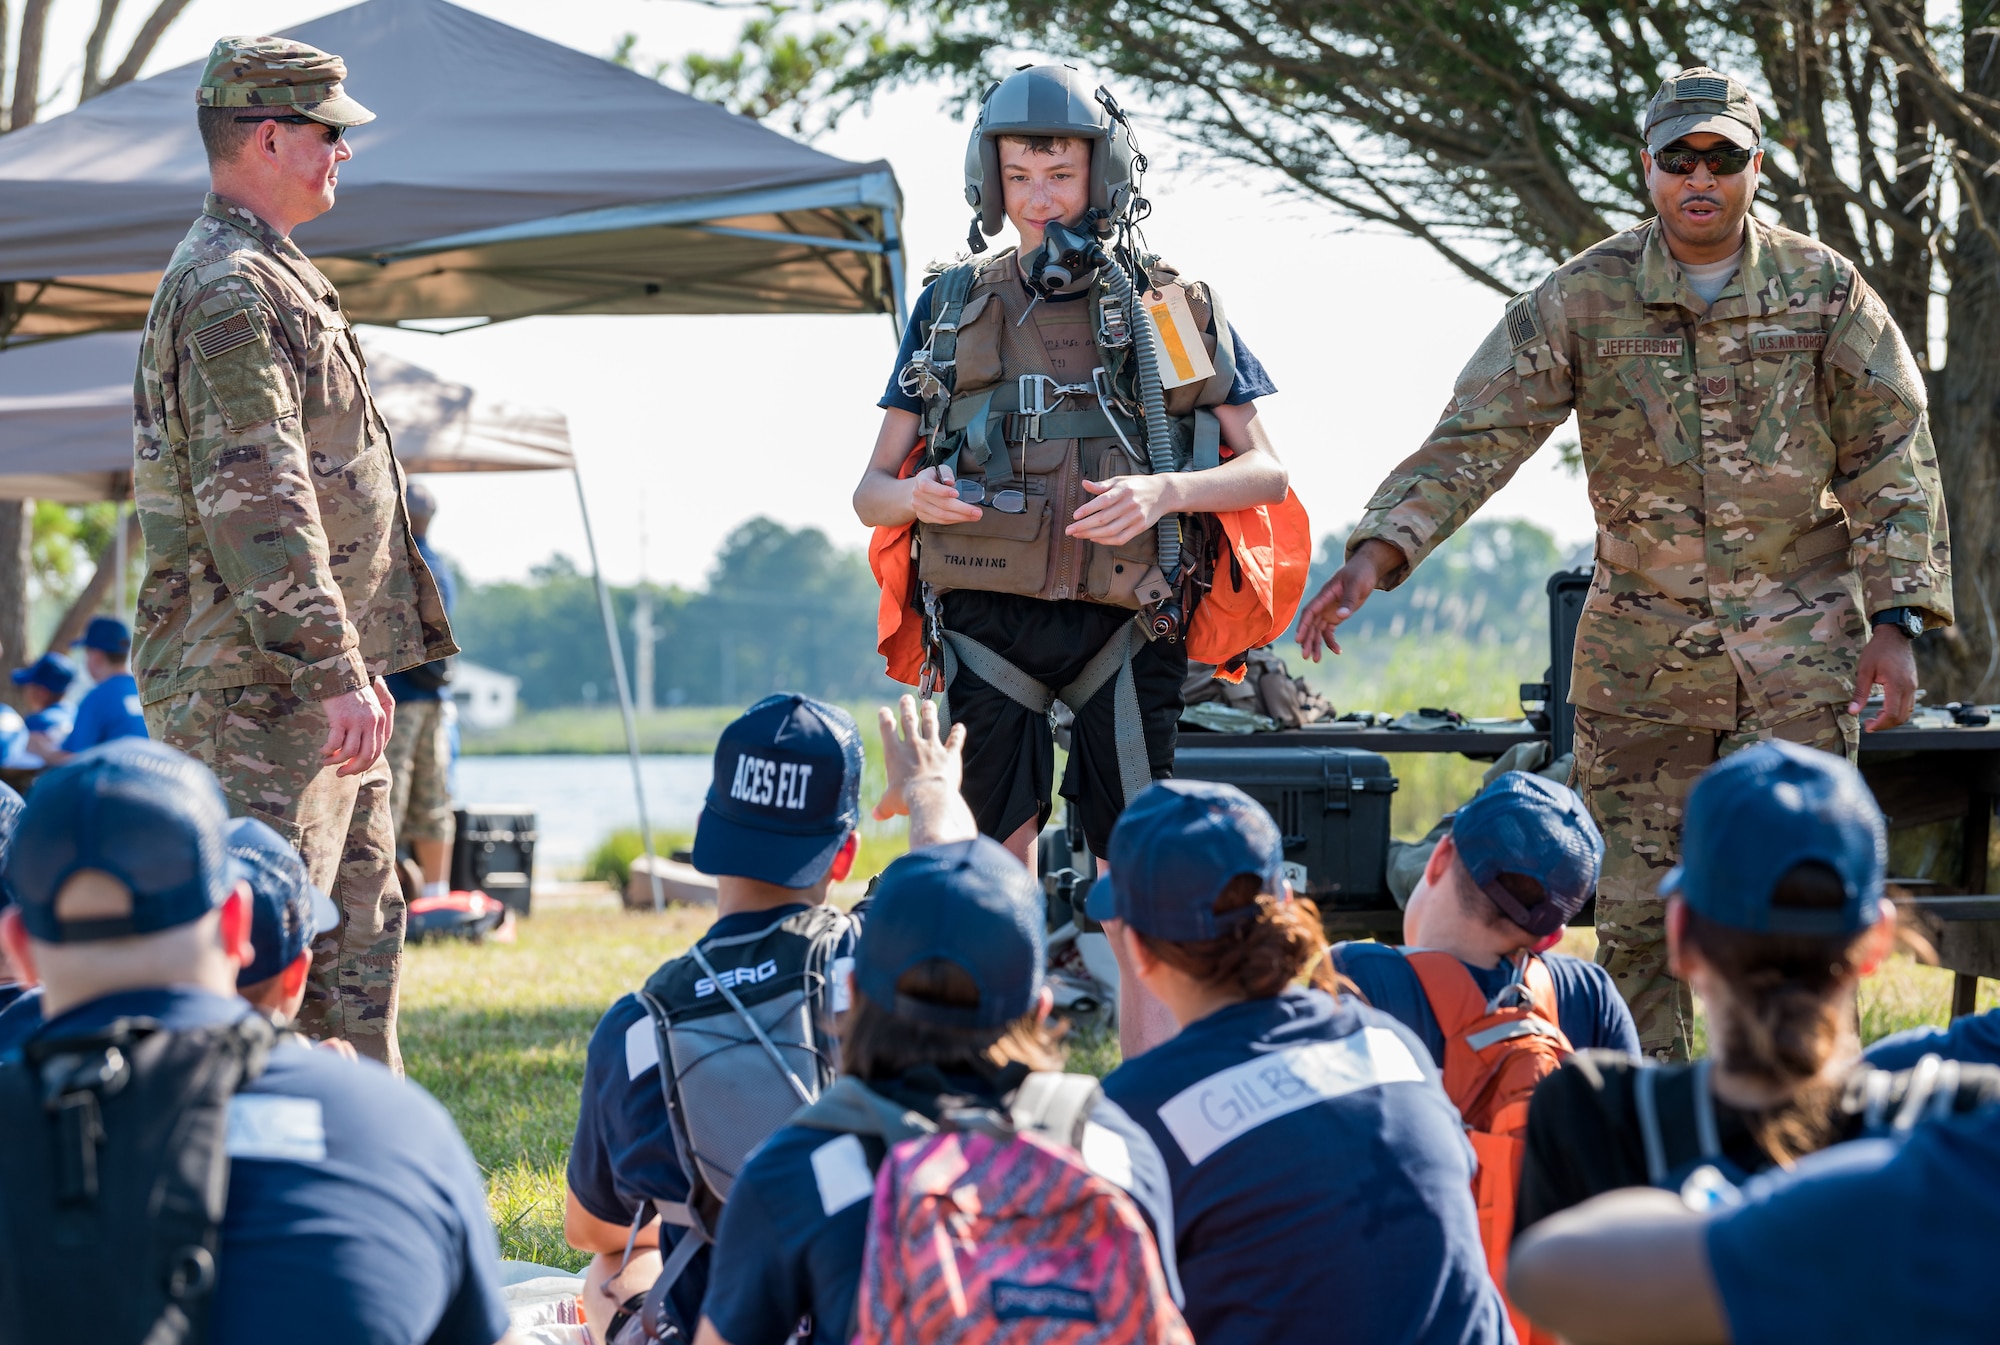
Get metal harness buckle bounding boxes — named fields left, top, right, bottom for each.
left=1017, top=373, right=1096, bottom=440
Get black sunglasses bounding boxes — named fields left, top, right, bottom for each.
left=234, top=114, right=344, bottom=142
left=1654, top=144, right=1755, bottom=176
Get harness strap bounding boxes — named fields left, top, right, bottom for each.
left=1192, top=408, right=1222, bottom=471
left=1635, top=1065, right=1668, bottom=1188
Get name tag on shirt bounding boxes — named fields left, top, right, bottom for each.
left=1596, top=337, right=1685, bottom=358
left=1750, top=331, right=1827, bottom=354
left=626, top=1015, right=661, bottom=1080
left=1156, top=1027, right=1426, bottom=1165
left=227, top=1094, right=328, bottom=1162
left=811, top=1133, right=874, bottom=1216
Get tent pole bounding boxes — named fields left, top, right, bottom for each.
left=572, top=464, right=665, bottom=913
left=112, top=498, right=127, bottom=618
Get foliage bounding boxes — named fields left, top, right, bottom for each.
left=29, top=501, right=121, bottom=606
left=613, top=17, right=888, bottom=138
left=1, top=0, right=194, bottom=133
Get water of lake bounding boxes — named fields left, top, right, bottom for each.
left=456, top=754, right=715, bottom=876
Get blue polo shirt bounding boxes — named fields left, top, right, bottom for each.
left=24, top=702, right=72, bottom=742
left=1099, top=988, right=1510, bottom=1345
left=16, top=987, right=508, bottom=1345
left=1865, top=1007, right=2000, bottom=1070
left=1705, top=1098, right=2000, bottom=1342
left=62, top=672, right=148, bottom=752
left=1333, top=943, right=1640, bottom=1065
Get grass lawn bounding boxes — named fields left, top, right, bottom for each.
left=405, top=886, right=1997, bottom=1271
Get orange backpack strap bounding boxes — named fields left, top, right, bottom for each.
left=1185, top=488, right=1312, bottom=669
left=1404, top=950, right=1490, bottom=1101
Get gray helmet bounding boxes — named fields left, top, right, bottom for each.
left=964, top=65, right=1138, bottom=245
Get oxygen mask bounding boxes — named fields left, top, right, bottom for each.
left=1025, top=218, right=1109, bottom=297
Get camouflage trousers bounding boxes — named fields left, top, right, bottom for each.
left=386, top=698, right=454, bottom=844
left=1572, top=693, right=1857, bottom=1061
left=147, top=683, right=404, bottom=1074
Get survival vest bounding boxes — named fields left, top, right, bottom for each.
left=1407, top=951, right=1569, bottom=1345
left=0, top=1013, right=278, bottom=1344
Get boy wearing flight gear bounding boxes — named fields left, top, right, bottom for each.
left=0, top=740, right=508, bottom=1345
left=855, top=65, right=1288, bottom=875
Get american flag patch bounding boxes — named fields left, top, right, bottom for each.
left=1750, top=331, right=1827, bottom=354
left=1505, top=295, right=1541, bottom=349
left=192, top=311, right=258, bottom=359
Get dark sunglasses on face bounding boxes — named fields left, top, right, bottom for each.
left=1655, top=144, right=1755, bottom=176
left=234, top=114, right=344, bottom=142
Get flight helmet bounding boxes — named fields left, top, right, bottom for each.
left=963, top=64, right=1138, bottom=249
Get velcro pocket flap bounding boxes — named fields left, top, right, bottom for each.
left=919, top=499, right=1050, bottom=595
left=190, top=305, right=297, bottom=432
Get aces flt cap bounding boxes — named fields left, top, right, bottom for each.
left=854, top=837, right=1045, bottom=1029
left=1092, top=779, right=1288, bottom=940
left=229, top=817, right=339, bottom=987
left=1643, top=66, right=1762, bottom=151
left=6, top=740, right=237, bottom=943
left=196, top=36, right=376, bottom=128
left=692, top=694, right=863, bottom=888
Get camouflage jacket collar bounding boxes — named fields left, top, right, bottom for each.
left=1636, top=216, right=1789, bottom=320
left=201, top=193, right=334, bottom=300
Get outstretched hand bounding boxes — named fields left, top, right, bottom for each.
left=875, top=695, right=978, bottom=850
left=1296, top=539, right=1404, bottom=662
left=1849, top=627, right=1919, bottom=731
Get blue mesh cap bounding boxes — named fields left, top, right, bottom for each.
left=853, top=837, right=1044, bottom=1029
left=1091, top=780, right=1287, bottom=940
left=6, top=739, right=236, bottom=943
left=229, top=817, right=339, bottom=986
left=1663, top=740, right=1884, bottom=936
left=10, top=651, right=76, bottom=696
left=1452, top=771, right=1605, bottom=937
left=692, top=694, right=864, bottom=888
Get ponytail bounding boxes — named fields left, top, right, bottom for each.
left=1133, top=874, right=1353, bottom=1001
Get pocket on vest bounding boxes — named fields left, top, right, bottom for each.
left=918, top=500, right=1050, bottom=595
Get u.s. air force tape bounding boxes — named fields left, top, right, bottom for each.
left=192, top=310, right=259, bottom=359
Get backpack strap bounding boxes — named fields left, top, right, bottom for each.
left=1634, top=1064, right=1669, bottom=1187
left=904, top=262, right=980, bottom=447
left=790, top=1075, right=937, bottom=1144
left=1404, top=950, right=1491, bottom=1039
left=1010, top=1072, right=1103, bottom=1149
left=1634, top=1060, right=1722, bottom=1190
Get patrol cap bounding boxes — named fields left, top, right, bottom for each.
left=10, top=651, right=76, bottom=697
left=195, top=36, right=375, bottom=129
left=229, top=817, right=338, bottom=987
left=691, top=694, right=862, bottom=888
left=1662, top=740, right=1884, bottom=936
left=1644, top=67, right=1762, bottom=152
left=73, top=616, right=131, bottom=657
left=1451, top=771, right=1604, bottom=937
left=6, top=740, right=237, bottom=944
left=853, top=837, right=1044, bottom=1029
left=1092, top=779, right=1287, bottom=941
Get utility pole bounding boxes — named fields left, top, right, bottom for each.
left=631, top=489, right=661, bottom=715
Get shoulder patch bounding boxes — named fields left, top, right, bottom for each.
left=1505, top=294, right=1542, bottom=350
left=188, top=303, right=296, bottom=432
left=192, top=311, right=259, bottom=360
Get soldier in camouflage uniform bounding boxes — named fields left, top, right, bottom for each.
left=133, top=37, right=455, bottom=1073
left=1298, top=69, right=1952, bottom=1059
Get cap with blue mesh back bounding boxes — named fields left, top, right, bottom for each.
left=1451, top=771, right=1604, bottom=938
left=10, top=651, right=76, bottom=696
left=853, top=836, right=1045, bottom=1029
left=1091, top=779, right=1288, bottom=940
left=1662, top=740, right=1884, bottom=936
left=1643, top=66, right=1762, bottom=151
left=74, top=616, right=131, bottom=657
left=229, top=816, right=339, bottom=987
left=691, top=694, right=863, bottom=888
left=5, top=739, right=236, bottom=943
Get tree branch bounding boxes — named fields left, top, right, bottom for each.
left=8, top=0, right=52, bottom=130
left=99, top=0, right=193, bottom=96
left=81, top=0, right=123, bottom=101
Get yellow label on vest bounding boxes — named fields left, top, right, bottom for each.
left=1596, top=337, right=1685, bottom=357
left=1146, top=287, right=1215, bottom=390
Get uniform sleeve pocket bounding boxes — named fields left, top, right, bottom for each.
left=190, top=306, right=298, bottom=432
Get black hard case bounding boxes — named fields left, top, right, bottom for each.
left=450, top=807, right=537, bottom=914
left=1172, top=746, right=1398, bottom=927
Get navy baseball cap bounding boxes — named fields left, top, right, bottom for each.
left=1452, top=771, right=1605, bottom=937
left=10, top=651, right=76, bottom=696
left=1663, top=740, right=1884, bottom=936
left=854, top=836, right=1044, bottom=1028
left=1092, top=780, right=1287, bottom=940
left=5, top=739, right=236, bottom=943
left=0, top=781, right=26, bottom=913
left=74, top=616, right=131, bottom=657
left=229, top=817, right=339, bottom=987
left=691, top=694, right=863, bottom=888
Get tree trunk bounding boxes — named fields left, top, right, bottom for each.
left=0, top=502, right=32, bottom=708
left=8, top=0, right=51, bottom=131
left=81, top=0, right=123, bottom=101
left=48, top=509, right=141, bottom=653
left=0, top=1, right=13, bottom=133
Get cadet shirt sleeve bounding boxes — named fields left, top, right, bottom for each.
left=1823, top=272, right=1953, bottom=626
left=174, top=277, right=369, bottom=702
left=1347, top=276, right=1577, bottom=586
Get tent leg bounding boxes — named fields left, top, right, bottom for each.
left=573, top=465, right=665, bottom=913
left=113, top=499, right=127, bottom=618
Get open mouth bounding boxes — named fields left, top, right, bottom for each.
left=1681, top=198, right=1721, bottom=221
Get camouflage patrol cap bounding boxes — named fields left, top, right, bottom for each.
left=194, top=36, right=375, bottom=128
left=1643, top=67, right=1760, bottom=152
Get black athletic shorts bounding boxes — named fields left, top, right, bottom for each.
left=941, top=590, right=1186, bottom=858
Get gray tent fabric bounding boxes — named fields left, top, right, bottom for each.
left=0, top=330, right=570, bottom=500
left=0, top=0, right=904, bottom=341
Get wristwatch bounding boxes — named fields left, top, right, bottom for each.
left=1871, top=607, right=1925, bottom=640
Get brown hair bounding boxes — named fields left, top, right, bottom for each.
left=1679, top=861, right=1873, bottom=1163
left=839, top=957, right=1062, bottom=1082
left=197, top=106, right=258, bottom=165
left=997, top=134, right=1083, bottom=157
left=1455, top=858, right=1550, bottom=933
left=1133, top=874, right=1351, bottom=1000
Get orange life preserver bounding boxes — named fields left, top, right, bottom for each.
left=871, top=444, right=928, bottom=686
left=1185, top=488, right=1312, bottom=681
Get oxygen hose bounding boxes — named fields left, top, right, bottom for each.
left=1098, top=254, right=1182, bottom=579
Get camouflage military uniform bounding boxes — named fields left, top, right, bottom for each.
left=133, top=43, right=452, bottom=1072
left=1349, top=216, right=1952, bottom=1057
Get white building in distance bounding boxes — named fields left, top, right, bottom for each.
left=453, top=662, right=521, bottom=729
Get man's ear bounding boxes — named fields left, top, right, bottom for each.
left=1664, top=896, right=1692, bottom=978
left=279, top=948, right=312, bottom=1000
left=0, top=908, right=39, bottom=988
left=218, top=882, right=255, bottom=968
left=1422, top=833, right=1458, bottom=888
left=829, top=832, right=859, bottom=883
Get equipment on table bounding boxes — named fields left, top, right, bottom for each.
left=451, top=806, right=536, bottom=914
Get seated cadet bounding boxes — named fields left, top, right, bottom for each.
left=11, top=651, right=76, bottom=764
left=0, top=783, right=27, bottom=1014
left=567, top=694, right=976, bottom=1343
left=1508, top=1084, right=2000, bottom=1343
left=36, top=617, right=148, bottom=764
left=0, top=739, right=510, bottom=1345
left=695, top=834, right=1173, bottom=1345
left=1336, top=770, right=1640, bottom=1064
left=1090, top=780, right=1510, bottom=1345
left=228, top=816, right=350, bottom=1052
left=1516, top=742, right=1915, bottom=1233
left=1865, top=1003, right=2000, bottom=1070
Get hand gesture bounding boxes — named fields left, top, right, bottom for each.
left=1068, top=475, right=1170, bottom=547
left=910, top=464, right=983, bottom=526
left=321, top=682, right=390, bottom=776
left=1296, top=539, right=1403, bottom=662
left=875, top=695, right=978, bottom=850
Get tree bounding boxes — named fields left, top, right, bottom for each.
left=684, top=1, right=2000, bottom=698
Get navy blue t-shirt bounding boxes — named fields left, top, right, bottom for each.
left=1705, top=1098, right=2000, bottom=1342
left=1333, top=943, right=1641, bottom=1066
left=1099, top=989, right=1510, bottom=1345
left=62, top=671, right=147, bottom=752
left=879, top=277, right=1277, bottom=415
left=20, top=987, right=509, bottom=1345
left=1864, top=1006, right=2000, bottom=1070
left=386, top=536, right=456, bottom=704
left=0, top=984, right=42, bottom=1053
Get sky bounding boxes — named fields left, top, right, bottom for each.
left=28, top=0, right=1597, bottom=588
